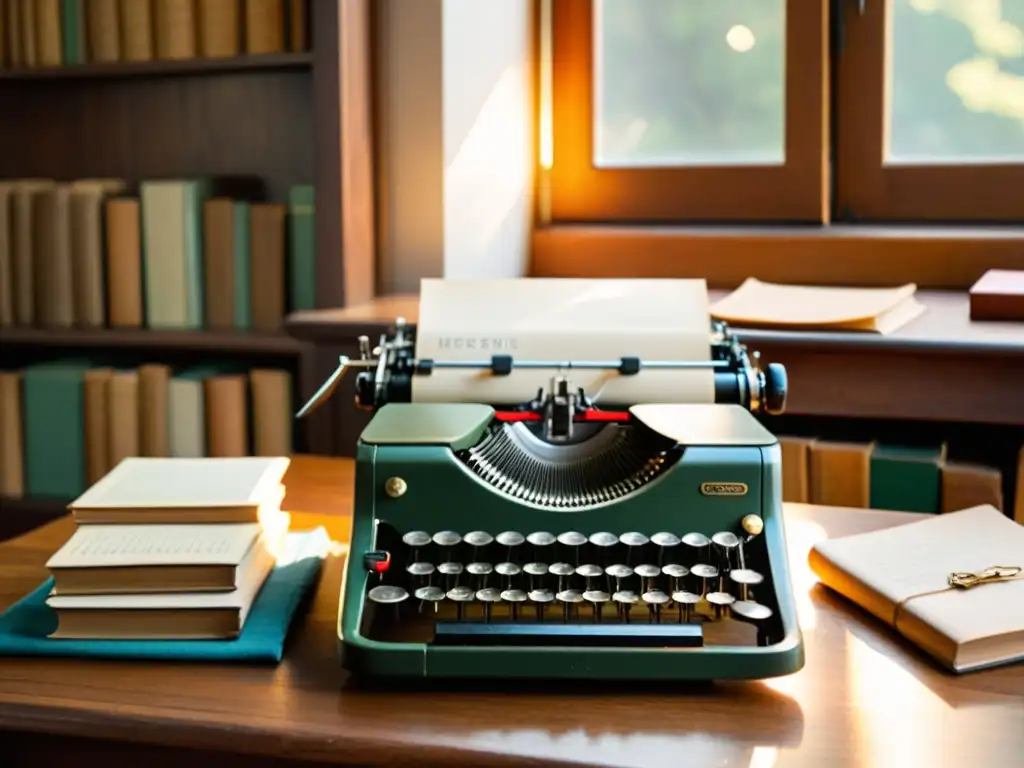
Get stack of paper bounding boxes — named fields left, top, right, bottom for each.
left=44, top=456, right=292, bottom=640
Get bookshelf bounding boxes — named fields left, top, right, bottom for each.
left=0, top=0, right=374, bottom=539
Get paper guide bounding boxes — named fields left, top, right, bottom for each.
left=411, top=278, right=716, bottom=405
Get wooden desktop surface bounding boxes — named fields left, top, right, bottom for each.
left=2, top=456, right=1022, bottom=768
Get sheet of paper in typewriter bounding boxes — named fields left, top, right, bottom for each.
left=411, top=278, right=715, bottom=405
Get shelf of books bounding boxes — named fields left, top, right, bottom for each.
left=0, top=0, right=323, bottom=540
left=0, top=0, right=310, bottom=76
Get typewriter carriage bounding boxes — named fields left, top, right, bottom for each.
left=303, top=318, right=804, bottom=681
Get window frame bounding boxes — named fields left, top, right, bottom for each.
left=549, top=0, right=830, bottom=223
left=835, top=0, right=1024, bottom=223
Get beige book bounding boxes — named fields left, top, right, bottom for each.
left=941, top=461, right=1003, bottom=514
left=0, top=370, right=24, bottom=498
left=84, top=367, right=114, bottom=485
left=44, top=526, right=326, bottom=641
left=138, top=363, right=170, bottom=457
left=105, top=197, right=144, bottom=327
left=33, top=184, right=75, bottom=328
left=198, top=0, right=240, bottom=57
left=70, top=179, right=126, bottom=327
left=45, top=515, right=287, bottom=596
left=206, top=373, right=248, bottom=457
left=86, top=0, right=120, bottom=62
left=0, top=182, right=13, bottom=326
left=34, top=0, right=62, bottom=66
left=710, top=278, right=927, bottom=335
left=107, top=370, right=140, bottom=468
left=779, top=435, right=814, bottom=503
left=809, top=504, right=1024, bottom=673
left=68, top=455, right=290, bottom=524
left=154, top=0, right=197, bottom=60
left=245, top=0, right=284, bottom=54
left=119, top=0, right=154, bottom=61
left=168, top=374, right=204, bottom=457
left=809, top=440, right=873, bottom=508
left=18, top=0, right=34, bottom=66
left=250, top=368, right=293, bottom=456
left=1016, top=446, right=1024, bottom=525
left=11, top=179, right=56, bottom=325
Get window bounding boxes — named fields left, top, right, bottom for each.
left=550, top=0, right=828, bottom=222
left=539, top=0, right=1024, bottom=285
left=837, top=0, right=1024, bottom=221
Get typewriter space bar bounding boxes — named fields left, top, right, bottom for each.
left=433, top=622, right=703, bottom=647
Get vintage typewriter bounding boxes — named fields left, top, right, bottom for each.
left=298, top=285, right=804, bottom=682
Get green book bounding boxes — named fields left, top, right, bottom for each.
left=60, top=0, right=85, bottom=65
left=233, top=201, right=252, bottom=330
left=23, top=360, right=91, bottom=499
left=870, top=443, right=947, bottom=514
left=288, top=184, right=316, bottom=312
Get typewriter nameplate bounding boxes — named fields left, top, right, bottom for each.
left=700, top=482, right=749, bottom=497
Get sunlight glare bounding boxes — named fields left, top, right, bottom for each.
left=726, top=25, right=756, bottom=53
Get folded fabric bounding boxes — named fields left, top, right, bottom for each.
left=0, top=527, right=329, bottom=662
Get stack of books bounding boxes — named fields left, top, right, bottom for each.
left=43, top=456, right=292, bottom=640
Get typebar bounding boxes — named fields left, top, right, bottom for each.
left=433, top=622, right=703, bottom=647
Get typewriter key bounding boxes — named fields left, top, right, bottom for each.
left=501, top=588, right=528, bottom=620
left=526, top=531, right=556, bottom=561
left=406, top=562, right=435, bottom=578
left=672, top=590, right=701, bottom=622
left=432, top=530, right=461, bottom=547
left=612, top=589, right=638, bottom=622
left=467, top=561, right=493, bottom=589
left=588, top=531, right=618, bottom=559
left=495, top=562, right=522, bottom=588
left=437, top=562, right=462, bottom=590
left=368, top=585, right=409, bottom=621
left=446, top=585, right=475, bottom=620
left=651, top=532, right=681, bottom=565
left=575, top=563, right=602, bottom=590
left=662, top=563, right=690, bottom=593
left=583, top=589, right=611, bottom=622
left=528, top=588, right=555, bottom=622
left=641, top=590, right=670, bottom=622
left=557, top=531, right=587, bottom=565
left=711, top=531, right=740, bottom=570
left=706, top=591, right=736, bottom=620
left=368, top=585, right=409, bottom=604
left=496, top=530, right=525, bottom=550
left=690, top=563, right=719, bottom=596
left=549, top=562, right=575, bottom=592
left=728, top=568, right=764, bottom=601
left=523, top=562, right=548, bottom=591
left=681, top=532, right=711, bottom=562
left=605, top=563, right=633, bottom=594
left=464, top=530, right=494, bottom=548
left=731, top=600, right=773, bottom=645
left=402, top=531, right=431, bottom=549
left=619, top=532, right=649, bottom=565
left=476, top=587, right=503, bottom=622
left=556, top=589, right=584, bottom=621
left=433, top=531, right=461, bottom=562
left=634, top=564, right=661, bottom=594
left=415, top=585, right=445, bottom=613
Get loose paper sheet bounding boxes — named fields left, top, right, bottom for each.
left=412, top=278, right=715, bottom=405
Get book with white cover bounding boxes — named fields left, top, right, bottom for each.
left=809, top=504, right=1024, bottom=673
left=45, top=527, right=329, bottom=640
left=68, top=456, right=290, bottom=524
left=46, top=514, right=289, bottom=594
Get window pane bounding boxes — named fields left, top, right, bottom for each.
left=593, top=0, right=786, bottom=168
left=889, top=0, right=1024, bottom=163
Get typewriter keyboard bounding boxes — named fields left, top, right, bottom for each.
left=359, top=517, right=783, bottom=649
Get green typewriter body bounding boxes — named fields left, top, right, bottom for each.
left=298, top=307, right=803, bottom=682
left=339, top=401, right=803, bottom=681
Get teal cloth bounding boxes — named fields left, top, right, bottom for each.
left=0, top=549, right=324, bottom=662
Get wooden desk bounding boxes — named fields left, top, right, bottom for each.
left=2, top=456, right=1022, bottom=768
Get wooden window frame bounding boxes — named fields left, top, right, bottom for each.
left=535, top=0, right=1024, bottom=289
left=835, top=0, right=1024, bottom=223
left=549, top=0, right=830, bottom=223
